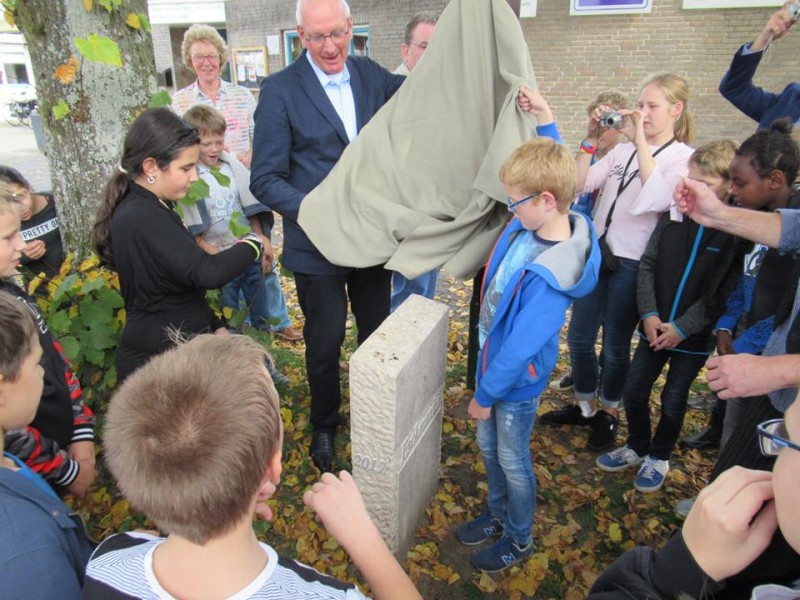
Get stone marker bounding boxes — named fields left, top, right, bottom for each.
left=350, top=294, right=450, bottom=557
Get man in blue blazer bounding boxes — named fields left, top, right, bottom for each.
left=719, top=2, right=800, bottom=130
left=250, top=0, right=404, bottom=473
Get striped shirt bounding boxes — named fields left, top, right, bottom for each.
left=173, top=79, right=256, bottom=155
left=84, top=532, right=369, bottom=599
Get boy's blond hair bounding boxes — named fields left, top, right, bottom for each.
left=103, top=334, right=281, bottom=545
left=690, top=140, right=739, bottom=181
left=0, top=291, right=36, bottom=382
left=499, top=138, right=577, bottom=213
left=0, top=182, right=20, bottom=217
left=587, top=90, right=629, bottom=115
left=182, top=104, right=227, bottom=136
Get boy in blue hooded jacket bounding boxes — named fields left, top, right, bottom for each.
left=459, top=138, right=600, bottom=572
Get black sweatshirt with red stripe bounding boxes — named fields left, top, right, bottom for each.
left=1, top=279, right=95, bottom=488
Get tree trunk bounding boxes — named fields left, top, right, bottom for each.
left=12, top=0, right=156, bottom=255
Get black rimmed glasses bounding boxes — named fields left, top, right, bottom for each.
left=757, top=419, right=800, bottom=456
left=302, top=25, right=350, bottom=46
left=506, top=192, right=541, bottom=212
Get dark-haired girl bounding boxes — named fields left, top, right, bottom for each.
left=93, top=108, right=261, bottom=382
left=0, top=165, right=64, bottom=280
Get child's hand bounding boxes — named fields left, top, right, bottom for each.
left=652, top=322, right=684, bottom=351
left=254, top=479, right=277, bottom=521
left=22, top=239, right=46, bottom=260
left=467, top=397, right=491, bottom=421
left=303, top=471, right=380, bottom=552
left=68, top=458, right=98, bottom=498
left=237, top=149, right=253, bottom=168
left=617, top=108, right=644, bottom=145
left=517, top=85, right=554, bottom=125
left=683, top=467, right=777, bottom=582
left=261, top=237, right=274, bottom=273
left=716, top=331, right=735, bottom=356
left=642, top=315, right=662, bottom=345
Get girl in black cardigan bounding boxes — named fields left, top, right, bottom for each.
left=93, top=108, right=261, bottom=382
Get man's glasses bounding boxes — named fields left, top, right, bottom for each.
left=757, top=419, right=800, bottom=456
left=506, top=192, right=541, bottom=212
left=302, top=25, right=350, bottom=46
left=192, top=53, right=220, bottom=64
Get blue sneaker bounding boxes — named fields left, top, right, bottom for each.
left=456, top=511, right=503, bottom=546
left=470, top=535, right=532, bottom=572
left=596, top=445, right=643, bottom=472
left=635, top=456, right=669, bottom=493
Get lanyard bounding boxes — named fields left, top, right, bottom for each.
left=604, top=137, right=676, bottom=233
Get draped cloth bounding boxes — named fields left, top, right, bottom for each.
left=297, top=0, right=538, bottom=279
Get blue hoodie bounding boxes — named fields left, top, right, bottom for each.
left=475, top=212, right=600, bottom=407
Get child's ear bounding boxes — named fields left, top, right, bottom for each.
left=541, top=191, right=559, bottom=211
left=767, top=169, right=787, bottom=190
left=264, top=449, right=282, bottom=486
left=141, top=157, right=159, bottom=179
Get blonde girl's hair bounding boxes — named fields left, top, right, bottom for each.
left=639, top=73, right=696, bottom=145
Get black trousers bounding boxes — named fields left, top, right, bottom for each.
left=294, top=265, right=391, bottom=431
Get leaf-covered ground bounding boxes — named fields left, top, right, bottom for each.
left=70, top=267, right=717, bottom=599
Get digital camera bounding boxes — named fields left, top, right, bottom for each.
left=599, top=110, right=624, bottom=129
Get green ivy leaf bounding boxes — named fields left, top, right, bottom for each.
left=79, top=301, right=113, bottom=327
left=180, top=178, right=210, bottom=207
left=97, top=0, right=121, bottom=11
left=138, top=13, right=151, bottom=33
left=148, top=90, right=172, bottom=108
left=59, top=335, right=80, bottom=363
left=74, top=34, right=123, bottom=68
left=52, top=100, right=70, bottom=120
left=49, top=310, right=71, bottom=334
left=208, top=166, right=230, bottom=187
left=52, top=273, right=79, bottom=305
left=228, top=210, right=250, bottom=238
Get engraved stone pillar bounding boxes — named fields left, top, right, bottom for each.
left=350, top=294, right=450, bottom=557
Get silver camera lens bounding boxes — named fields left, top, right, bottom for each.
left=599, top=110, right=624, bottom=129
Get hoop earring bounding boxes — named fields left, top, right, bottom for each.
left=147, top=175, right=156, bottom=184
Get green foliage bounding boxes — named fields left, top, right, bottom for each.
left=52, top=99, right=70, bottom=120
left=97, top=0, right=122, bottom=12
left=74, top=33, right=123, bottom=68
left=228, top=210, right=250, bottom=238
left=32, top=254, right=124, bottom=409
left=148, top=90, right=172, bottom=108
left=181, top=178, right=210, bottom=208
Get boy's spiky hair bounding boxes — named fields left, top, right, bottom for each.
left=104, top=334, right=281, bottom=544
left=499, top=138, right=577, bottom=212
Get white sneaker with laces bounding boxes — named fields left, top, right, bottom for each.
left=635, top=456, right=669, bottom=493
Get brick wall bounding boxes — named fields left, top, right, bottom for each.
left=186, top=0, right=794, bottom=147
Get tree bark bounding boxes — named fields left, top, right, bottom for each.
left=12, top=0, right=156, bottom=254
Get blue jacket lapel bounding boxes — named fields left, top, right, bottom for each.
left=295, top=51, right=350, bottom=145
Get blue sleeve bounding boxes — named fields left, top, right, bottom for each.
left=536, top=121, right=563, bottom=144
left=1, top=550, right=83, bottom=600
left=777, top=208, right=800, bottom=255
left=732, top=315, right=775, bottom=355
left=474, top=281, right=570, bottom=407
left=718, top=45, right=779, bottom=124
left=250, top=78, right=306, bottom=222
left=715, top=274, right=747, bottom=332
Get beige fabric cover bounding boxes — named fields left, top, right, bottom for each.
left=297, top=0, right=538, bottom=279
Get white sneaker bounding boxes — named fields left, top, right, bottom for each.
left=635, top=456, right=669, bottom=493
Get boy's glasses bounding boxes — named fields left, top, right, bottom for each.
left=192, top=53, right=220, bottom=64
left=506, top=192, right=541, bottom=212
left=302, top=26, right=350, bottom=46
left=757, top=419, right=800, bottom=456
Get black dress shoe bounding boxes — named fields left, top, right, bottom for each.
left=680, top=425, right=722, bottom=449
left=310, top=431, right=335, bottom=473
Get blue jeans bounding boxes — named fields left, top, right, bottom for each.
left=624, top=339, right=708, bottom=460
left=222, top=261, right=291, bottom=331
left=390, top=269, right=438, bottom=313
left=476, top=395, right=539, bottom=546
left=567, top=257, right=640, bottom=408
